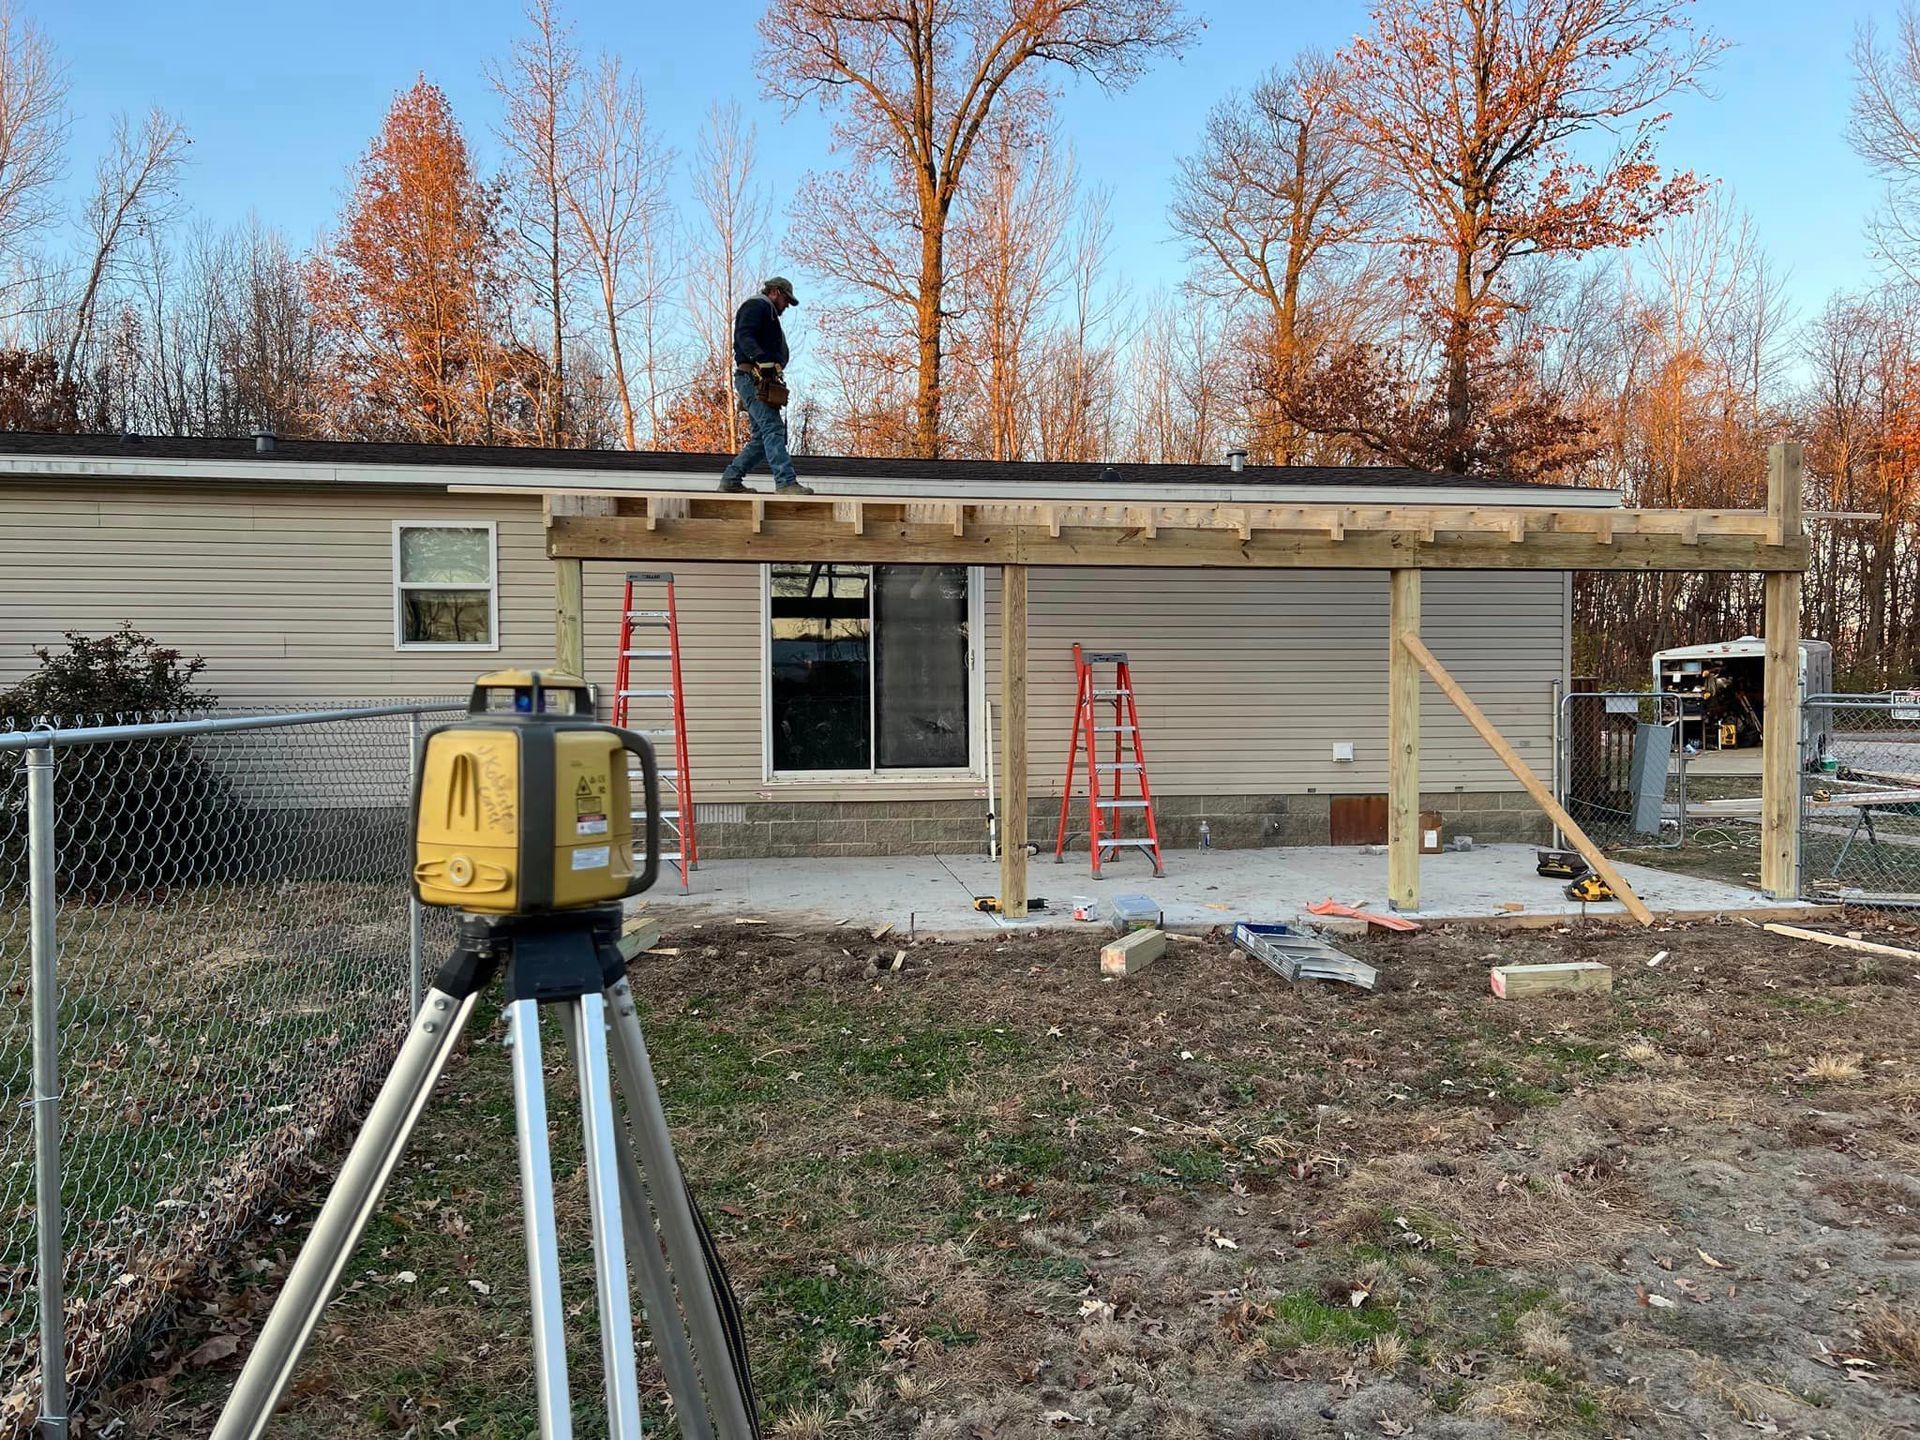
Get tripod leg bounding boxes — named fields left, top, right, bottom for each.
left=555, top=1007, right=714, bottom=1440
left=568, top=995, right=645, bottom=1439
left=212, top=988, right=478, bottom=1440
left=603, top=977, right=759, bottom=1440
left=507, top=998, right=574, bottom=1440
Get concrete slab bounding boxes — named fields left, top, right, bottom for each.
left=635, top=843, right=1828, bottom=935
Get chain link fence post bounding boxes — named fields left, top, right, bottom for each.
left=26, top=745, right=69, bottom=1440
left=406, top=713, right=425, bottom=1018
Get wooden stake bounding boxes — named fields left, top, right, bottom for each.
left=1401, top=632, right=1654, bottom=926
left=1000, top=565, right=1029, bottom=920
left=1388, top=570, right=1422, bottom=912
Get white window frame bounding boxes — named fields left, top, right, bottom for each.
left=760, top=562, right=986, bottom=783
left=392, top=520, right=500, bottom=652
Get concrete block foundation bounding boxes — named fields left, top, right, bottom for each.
left=692, top=791, right=1550, bottom=860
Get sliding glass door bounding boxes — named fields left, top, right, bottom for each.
left=767, top=563, right=975, bottom=775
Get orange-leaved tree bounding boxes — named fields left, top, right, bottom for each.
left=764, top=0, right=1196, bottom=459
left=1333, top=0, right=1720, bottom=473
left=307, top=79, right=530, bottom=443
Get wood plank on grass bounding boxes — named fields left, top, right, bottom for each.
left=1101, top=929, right=1166, bottom=978
left=618, top=917, right=662, bottom=961
left=1489, top=961, right=1612, bottom=999
left=1763, top=923, right=1920, bottom=962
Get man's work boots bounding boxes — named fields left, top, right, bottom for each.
left=716, top=477, right=815, bottom=494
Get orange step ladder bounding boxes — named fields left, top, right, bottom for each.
left=613, top=570, right=697, bottom=891
left=1052, top=644, right=1165, bottom=877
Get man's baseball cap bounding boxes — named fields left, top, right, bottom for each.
left=764, top=276, right=800, bottom=306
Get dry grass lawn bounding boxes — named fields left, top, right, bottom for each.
left=87, top=913, right=1920, bottom=1438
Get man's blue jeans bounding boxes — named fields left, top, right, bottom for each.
left=721, top=371, right=798, bottom=489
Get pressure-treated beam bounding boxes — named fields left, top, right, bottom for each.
left=1000, top=565, right=1029, bottom=920
left=548, top=510, right=1809, bottom=573
left=1761, top=442, right=1805, bottom=899
left=1387, top=570, right=1421, bottom=912
left=1401, top=633, right=1654, bottom=926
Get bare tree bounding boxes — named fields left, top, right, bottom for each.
left=765, top=0, right=1196, bottom=457
left=1033, top=187, right=1118, bottom=462
left=0, top=1, right=67, bottom=264
left=62, top=107, right=189, bottom=390
left=488, top=0, right=582, bottom=443
left=558, top=54, right=673, bottom=449
left=1169, top=52, right=1391, bottom=458
left=686, top=102, right=771, bottom=450
left=948, top=124, right=1074, bottom=459
left=227, top=220, right=318, bottom=434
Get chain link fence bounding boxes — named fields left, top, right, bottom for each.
left=0, top=701, right=463, bottom=1437
left=1799, top=694, right=1920, bottom=905
left=1557, top=691, right=1688, bottom=849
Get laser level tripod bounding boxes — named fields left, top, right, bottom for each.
left=214, top=670, right=759, bottom=1438
left=212, top=907, right=759, bottom=1439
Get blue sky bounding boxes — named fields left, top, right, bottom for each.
left=32, top=0, right=1909, bottom=338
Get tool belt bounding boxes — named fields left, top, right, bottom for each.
left=737, top=362, right=789, bottom=409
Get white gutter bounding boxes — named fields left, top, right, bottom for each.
left=0, top=452, right=1625, bottom=509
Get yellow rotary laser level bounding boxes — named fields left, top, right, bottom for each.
left=214, top=671, right=761, bottom=1440
left=412, top=668, right=661, bottom=914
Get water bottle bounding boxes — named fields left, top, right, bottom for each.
left=1199, top=818, right=1212, bottom=850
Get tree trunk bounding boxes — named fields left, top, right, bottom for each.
left=600, top=264, right=638, bottom=450
left=915, top=214, right=946, bottom=459
left=1443, top=246, right=1474, bottom=473
left=549, top=182, right=566, bottom=445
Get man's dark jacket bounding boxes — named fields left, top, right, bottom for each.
left=732, top=295, right=789, bottom=368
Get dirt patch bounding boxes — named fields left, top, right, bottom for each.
left=85, top=913, right=1920, bottom=1437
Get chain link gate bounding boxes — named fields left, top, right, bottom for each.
left=1799, top=693, right=1920, bottom=905
left=1558, top=692, right=1688, bottom=849
left=0, top=701, right=464, bottom=1437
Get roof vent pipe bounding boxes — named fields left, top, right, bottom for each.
left=254, top=431, right=277, bottom=454
left=1225, top=447, right=1247, bottom=473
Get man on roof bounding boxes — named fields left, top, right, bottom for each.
left=719, top=276, right=812, bottom=495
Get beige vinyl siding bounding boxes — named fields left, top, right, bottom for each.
left=0, top=486, right=555, bottom=702
left=990, top=568, right=1564, bottom=798
left=0, top=484, right=1565, bottom=805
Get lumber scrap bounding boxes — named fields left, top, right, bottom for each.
left=1762, top=923, right=1920, bottom=962
left=1399, top=633, right=1654, bottom=927
left=1100, top=928, right=1167, bottom=978
left=618, top=916, right=662, bottom=961
left=1489, top=961, right=1612, bottom=999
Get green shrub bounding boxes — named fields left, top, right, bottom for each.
left=2, top=626, right=249, bottom=894
left=0, top=623, right=215, bottom=723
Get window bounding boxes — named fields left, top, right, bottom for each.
left=394, top=522, right=498, bottom=649
left=767, top=563, right=975, bottom=774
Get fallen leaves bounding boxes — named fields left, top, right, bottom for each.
left=185, top=1332, right=242, bottom=1368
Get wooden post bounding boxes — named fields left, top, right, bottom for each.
left=1000, top=565, right=1029, bottom=919
left=548, top=494, right=616, bottom=681
left=554, top=558, right=585, bottom=677
left=1761, top=442, right=1805, bottom=899
left=1388, top=570, right=1422, bottom=912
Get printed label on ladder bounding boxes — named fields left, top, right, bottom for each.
left=571, top=845, right=612, bottom=871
